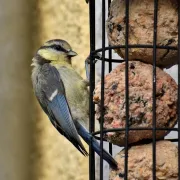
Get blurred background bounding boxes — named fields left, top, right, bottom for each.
left=0, top=0, right=178, bottom=180
left=0, top=0, right=89, bottom=180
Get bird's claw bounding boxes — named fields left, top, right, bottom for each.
left=94, top=52, right=102, bottom=60
left=85, top=53, right=101, bottom=81
left=85, top=57, right=90, bottom=81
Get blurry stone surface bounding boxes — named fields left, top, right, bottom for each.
left=0, top=1, right=33, bottom=180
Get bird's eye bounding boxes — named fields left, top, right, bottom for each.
left=54, top=45, right=62, bottom=51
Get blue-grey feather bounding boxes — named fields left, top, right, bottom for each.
left=75, top=121, right=118, bottom=169
left=33, top=63, right=88, bottom=156
left=48, top=95, right=77, bottom=138
left=47, top=93, right=88, bottom=156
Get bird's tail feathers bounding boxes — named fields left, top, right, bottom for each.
left=75, top=121, right=118, bottom=169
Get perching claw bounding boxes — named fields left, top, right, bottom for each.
left=85, top=53, right=101, bottom=81
left=85, top=56, right=90, bottom=82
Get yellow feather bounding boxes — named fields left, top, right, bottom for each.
left=38, top=49, right=59, bottom=61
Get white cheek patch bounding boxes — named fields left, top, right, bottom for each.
left=49, top=89, right=58, bottom=101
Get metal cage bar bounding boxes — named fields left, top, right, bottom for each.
left=152, top=0, right=158, bottom=179
left=108, top=0, right=113, bottom=156
left=124, top=0, right=129, bottom=179
left=100, top=0, right=106, bottom=179
left=88, top=0, right=180, bottom=179
left=89, top=0, right=96, bottom=180
left=178, top=1, right=180, bottom=180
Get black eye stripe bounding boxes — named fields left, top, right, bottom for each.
left=50, top=44, right=68, bottom=52
left=39, top=44, right=68, bottom=52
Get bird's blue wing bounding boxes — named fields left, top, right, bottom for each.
left=39, top=64, right=88, bottom=156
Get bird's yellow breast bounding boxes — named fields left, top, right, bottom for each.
left=53, top=63, right=89, bottom=113
left=53, top=63, right=89, bottom=127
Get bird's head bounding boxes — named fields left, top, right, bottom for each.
left=32, top=39, right=78, bottom=65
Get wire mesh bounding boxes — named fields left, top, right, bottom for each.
left=88, top=0, right=180, bottom=180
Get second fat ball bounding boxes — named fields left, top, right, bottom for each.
left=94, top=61, right=177, bottom=146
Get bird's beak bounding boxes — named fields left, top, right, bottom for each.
left=67, top=50, right=78, bottom=57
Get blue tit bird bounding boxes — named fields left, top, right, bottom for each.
left=31, top=39, right=118, bottom=169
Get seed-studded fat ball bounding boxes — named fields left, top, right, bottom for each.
left=94, top=61, right=177, bottom=146
left=107, top=0, right=178, bottom=68
left=110, top=141, right=178, bottom=180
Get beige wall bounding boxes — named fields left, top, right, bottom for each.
left=0, top=1, right=33, bottom=180
left=0, top=0, right=89, bottom=180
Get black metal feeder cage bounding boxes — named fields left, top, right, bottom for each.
left=88, top=0, right=180, bottom=180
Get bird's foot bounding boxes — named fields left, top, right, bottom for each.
left=85, top=52, right=101, bottom=81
